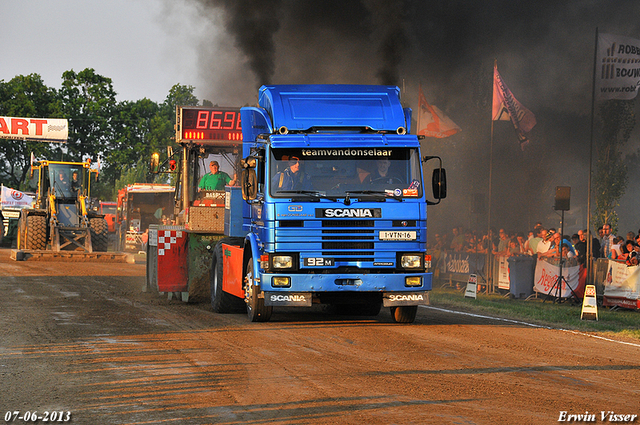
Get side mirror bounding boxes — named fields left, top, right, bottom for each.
left=241, top=156, right=257, bottom=169
left=432, top=168, right=447, bottom=200
left=150, top=153, right=160, bottom=174
left=241, top=168, right=258, bottom=201
left=423, top=155, right=446, bottom=205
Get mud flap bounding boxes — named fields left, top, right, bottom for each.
left=264, top=292, right=312, bottom=306
left=383, top=291, right=430, bottom=307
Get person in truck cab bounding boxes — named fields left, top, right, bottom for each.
left=198, top=160, right=236, bottom=191
left=366, top=158, right=403, bottom=185
left=275, top=156, right=313, bottom=191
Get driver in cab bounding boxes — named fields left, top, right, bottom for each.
left=365, top=158, right=402, bottom=185
left=275, top=156, right=313, bottom=191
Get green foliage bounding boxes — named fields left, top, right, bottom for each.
left=593, top=100, right=635, bottom=233
left=59, top=68, right=118, bottom=161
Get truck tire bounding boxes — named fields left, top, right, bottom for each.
left=26, top=215, right=47, bottom=250
left=89, top=218, right=109, bottom=252
left=245, top=257, right=272, bottom=322
left=390, top=306, right=418, bottom=323
left=211, top=239, right=245, bottom=313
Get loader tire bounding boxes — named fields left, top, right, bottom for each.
left=26, top=215, right=47, bottom=250
left=89, top=218, right=109, bottom=252
left=210, top=238, right=245, bottom=313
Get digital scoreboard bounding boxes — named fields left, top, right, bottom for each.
left=178, top=106, right=242, bottom=143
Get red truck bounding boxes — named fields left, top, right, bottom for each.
left=99, top=201, right=117, bottom=233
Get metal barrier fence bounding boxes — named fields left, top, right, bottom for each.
left=430, top=250, right=611, bottom=296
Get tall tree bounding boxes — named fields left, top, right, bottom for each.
left=593, top=99, right=635, bottom=233
left=58, top=68, right=117, bottom=161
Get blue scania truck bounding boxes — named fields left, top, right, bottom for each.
left=148, top=84, right=446, bottom=323
left=215, top=84, right=445, bottom=323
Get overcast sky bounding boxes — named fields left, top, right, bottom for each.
left=1, top=0, right=204, bottom=103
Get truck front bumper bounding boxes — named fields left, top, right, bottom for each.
left=260, top=271, right=432, bottom=306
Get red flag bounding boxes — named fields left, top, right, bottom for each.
left=417, top=85, right=461, bottom=138
left=492, top=64, right=536, bottom=149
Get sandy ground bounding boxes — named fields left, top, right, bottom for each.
left=0, top=248, right=638, bottom=425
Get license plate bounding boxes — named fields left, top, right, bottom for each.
left=379, top=231, right=416, bottom=241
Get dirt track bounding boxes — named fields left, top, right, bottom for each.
left=0, top=247, right=638, bottom=425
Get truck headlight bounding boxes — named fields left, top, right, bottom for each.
left=272, top=255, right=293, bottom=269
left=401, top=254, right=422, bottom=269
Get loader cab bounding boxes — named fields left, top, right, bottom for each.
left=47, top=164, right=85, bottom=200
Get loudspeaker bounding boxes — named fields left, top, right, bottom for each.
left=470, top=193, right=485, bottom=214
left=554, top=186, right=570, bottom=211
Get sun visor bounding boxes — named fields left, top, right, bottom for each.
left=257, top=85, right=407, bottom=132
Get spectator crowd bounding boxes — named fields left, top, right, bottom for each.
left=429, top=223, right=640, bottom=267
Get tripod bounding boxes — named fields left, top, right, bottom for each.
left=545, top=209, right=579, bottom=303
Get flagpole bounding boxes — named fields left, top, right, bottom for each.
left=488, top=60, right=496, bottom=293
left=417, top=83, right=422, bottom=134
left=586, top=27, right=599, bottom=284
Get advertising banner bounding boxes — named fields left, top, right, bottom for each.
left=0, top=116, right=68, bottom=142
left=603, top=260, right=639, bottom=308
left=1, top=185, right=34, bottom=208
left=440, top=251, right=485, bottom=275
left=596, top=33, right=640, bottom=100
left=497, top=256, right=510, bottom=290
left=534, top=259, right=580, bottom=298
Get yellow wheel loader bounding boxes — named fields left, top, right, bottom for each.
left=17, top=159, right=108, bottom=252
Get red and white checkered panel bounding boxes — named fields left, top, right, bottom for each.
left=158, top=230, right=184, bottom=256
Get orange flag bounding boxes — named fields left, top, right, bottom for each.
left=417, top=85, right=461, bottom=138
left=492, top=64, right=536, bottom=149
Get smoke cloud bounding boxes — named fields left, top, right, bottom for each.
left=184, top=0, right=640, bottom=236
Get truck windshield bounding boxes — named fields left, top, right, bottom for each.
left=269, top=147, right=423, bottom=199
left=49, top=164, right=83, bottom=198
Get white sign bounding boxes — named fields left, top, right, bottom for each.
left=0, top=116, right=68, bottom=142
left=581, top=285, right=598, bottom=320
left=497, top=256, right=510, bottom=290
left=596, top=33, right=640, bottom=100
left=1, top=185, right=33, bottom=208
left=465, top=274, right=478, bottom=299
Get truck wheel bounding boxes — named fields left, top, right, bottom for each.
left=26, top=215, right=47, bottom=250
left=390, top=306, right=418, bottom=323
left=245, top=257, right=272, bottom=322
left=89, top=218, right=109, bottom=252
left=211, top=240, right=245, bottom=313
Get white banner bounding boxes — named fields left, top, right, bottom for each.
left=534, top=259, right=580, bottom=298
left=603, top=260, right=639, bottom=300
left=596, top=33, right=640, bottom=100
left=497, top=256, right=510, bottom=290
left=0, top=116, right=68, bottom=142
left=1, top=185, right=34, bottom=208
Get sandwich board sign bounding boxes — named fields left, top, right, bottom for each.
left=580, top=284, right=598, bottom=320
left=465, top=274, right=478, bottom=299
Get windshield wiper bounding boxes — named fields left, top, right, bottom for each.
left=344, top=190, right=402, bottom=201
left=277, top=190, right=338, bottom=201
